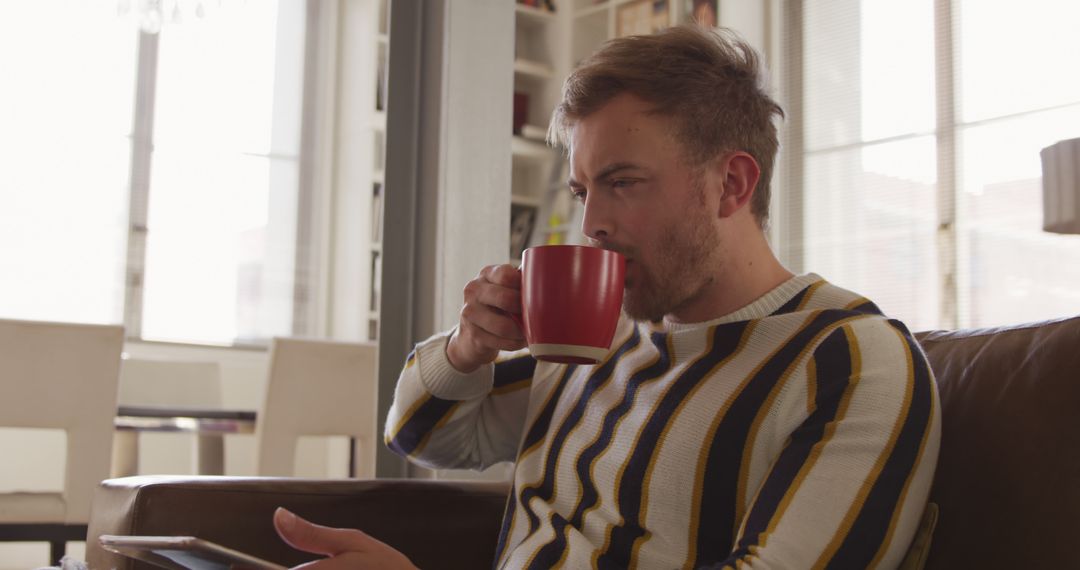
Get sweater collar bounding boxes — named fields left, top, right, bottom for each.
left=653, top=273, right=824, bottom=334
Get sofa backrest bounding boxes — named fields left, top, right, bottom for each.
left=915, top=316, right=1080, bottom=569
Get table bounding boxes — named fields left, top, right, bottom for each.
left=113, top=405, right=256, bottom=477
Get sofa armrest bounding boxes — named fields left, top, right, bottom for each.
left=86, top=476, right=511, bottom=569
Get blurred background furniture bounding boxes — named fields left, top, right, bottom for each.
left=111, top=359, right=225, bottom=477
left=87, top=477, right=508, bottom=569
left=84, top=316, right=1080, bottom=569
left=256, top=338, right=379, bottom=478
left=0, top=318, right=124, bottom=565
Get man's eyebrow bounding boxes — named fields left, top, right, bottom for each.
left=566, top=162, right=645, bottom=187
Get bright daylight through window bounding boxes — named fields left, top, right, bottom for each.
left=787, top=0, right=1080, bottom=332
left=0, top=1, right=306, bottom=345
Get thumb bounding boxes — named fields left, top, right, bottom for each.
left=274, top=507, right=376, bottom=557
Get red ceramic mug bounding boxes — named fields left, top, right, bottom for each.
left=517, top=245, right=625, bottom=365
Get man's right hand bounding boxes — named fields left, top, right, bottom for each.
left=446, top=264, right=527, bottom=373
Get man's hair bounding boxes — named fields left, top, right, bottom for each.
left=548, top=25, right=784, bottom=227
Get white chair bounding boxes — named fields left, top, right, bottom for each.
left=256, top=338, right=378, bottom=478
left=0, top=318, right=124, bottom=565
left=111, top=359, right=224, bottom=477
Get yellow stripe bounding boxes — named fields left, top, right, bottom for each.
left=387, top=393, right=432, bottom=443
left=843, top=297, right=870, bottom=311
left=796, top=279, right=828, bottom=311
left=682, top=311, right=816, bottom=570
left=749, top=325, right=863, bottom=554
left=519, top=327, right=638, bottom=461
left=609, top=334, right=679, bottom=567
left=404, top=352, right=417, bottom=369
left=733, top=315, right=866, bottom=540
left=410, top=401, right=463, bottom=457
left=806, top=356, right=818, bottom=416
left=518, top=323, right=635, bottom=459
left=527, top=337, right=656, bottom=570
left=866, top=328, right=937, bottom=569
left=627, top=324, right=757, bottom=567
left=811, top=324, right=915, bottom=569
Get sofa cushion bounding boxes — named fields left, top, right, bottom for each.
left=915, top=316, right=1080, bottom=569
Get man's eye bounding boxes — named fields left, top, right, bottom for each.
left=611, top=179, right=635, bottom=189
left=570, top=189, right=587, bottom=202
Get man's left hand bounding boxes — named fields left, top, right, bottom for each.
left=273, top=507, right=419, bottom=569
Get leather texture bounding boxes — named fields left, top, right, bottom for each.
left=85, top=315, right=1080, bottom=569
left=915, top=316, right=1080, bottom=569
left=86, top=476, right=510, bottom=569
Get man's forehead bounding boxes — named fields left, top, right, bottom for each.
left=568, top=97, right=670, bottom=179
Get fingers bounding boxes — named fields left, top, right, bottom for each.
left=481, top=264, right=522, bottom=289
left=274, top=508, right=374, bottom=557
left=448, top=265, right=527, bottom=372
left=467, top=266, right=522, bottom=316
left=460, top=301, right=524, bottom=342
left=275, top=508, right=418, bottom=570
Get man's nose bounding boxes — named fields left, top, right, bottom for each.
left=581, top=193, right=614, bottom=242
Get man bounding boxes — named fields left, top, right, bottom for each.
left=275, top=25, right=941, bottom=569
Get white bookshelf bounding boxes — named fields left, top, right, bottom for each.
left=368, top=0, right=388, bottom=341
left=511, top=1, right=574, bottom=261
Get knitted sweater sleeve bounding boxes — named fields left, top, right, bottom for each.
left=710, top=317, right=942, bottom=569
left=382, top=329, right=537, bottom=471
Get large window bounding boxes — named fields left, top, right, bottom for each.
left=0, top=1, right=308, bottom=345
left=786, top=0, right=1080, bottom=331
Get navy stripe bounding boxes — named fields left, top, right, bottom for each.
left=517, top=327, right=644, bottom=542
left=494, top=355, right=538, bottom=388
left=770, top=285, right=812, bottom=316
left=386, top=395, right=457, bottom=456
left=596, top=322, right=749, bottom=570
left=727, top=326, right=854, bottom=561
left=493, top=482, right=518, bottom=568
left=826, top=321, right=933, bottom=568
left=525, top=513, right=573, bottom=569
left=691, top=310, right=859, bottom=567
left=532, top=329, right=678, bottom=569
left=519, top=365, right=578, bottom=456
left=516, top=326, right=639, bottom=453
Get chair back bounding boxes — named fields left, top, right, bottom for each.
left=256, top=338, right=378, bottom=478
left=915, top=316, right=1080, bottom=569
left=0, top=318, right=124, bottom=523
left=117, top=359, right=222, bottom=408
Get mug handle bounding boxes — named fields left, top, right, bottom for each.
left=509, top=266, right=525, bottom=332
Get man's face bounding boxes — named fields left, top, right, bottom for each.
left=568, top=94, right=723, bottom=322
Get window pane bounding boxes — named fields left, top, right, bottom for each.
left=0, top=3, right=136, bottom=324
left=959, top=0, right=1080, bottom=123
left=804, top=0, right=935, bottom=151
left=141, top=0, right=305, bottom=344
left=803, top=137, right=940, bottom=330
left=958, top=106, right=1080, bottom=328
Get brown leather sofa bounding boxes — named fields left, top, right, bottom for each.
left=85, top=316, right=1080, bottom=569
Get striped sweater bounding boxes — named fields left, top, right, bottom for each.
left=385, top=273, right=941, bottom=569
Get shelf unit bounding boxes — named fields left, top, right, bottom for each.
left=368, top=0, right=388, bottom=341
left=506, top=0, right=707, bottom=260
left=511, top=1, right=576, bottom=263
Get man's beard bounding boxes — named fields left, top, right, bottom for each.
left=622, top=199, right=717, bottom=322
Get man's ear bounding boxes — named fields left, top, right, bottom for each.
left=715, top=152, right=760, bottom=218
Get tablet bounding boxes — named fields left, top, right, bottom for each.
left=98, top=535, right=288, bottom=570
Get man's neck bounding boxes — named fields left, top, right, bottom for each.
left=665, top=230, right=794, bottom=325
